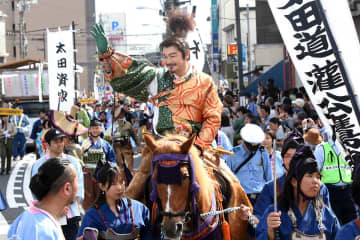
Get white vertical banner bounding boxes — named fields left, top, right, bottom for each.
left=47, top=28, right=75, bottom=112
left=186, top=28, right=205, bottom=71
left=268, top=0, right=360, bottom=162
left=319, top=0, right=360, bottom=107
left=38, top=62, right=43, bottom=103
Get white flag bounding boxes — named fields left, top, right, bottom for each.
left=47, top=28, right=75, bottom=112
left=268, top=0, right=360, bottom=162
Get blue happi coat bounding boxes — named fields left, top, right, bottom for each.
left=8, top=204, right=64, bottom=239
left=256, top=202, right=340, bottom=240
left=335, top=220, right=360, bottom=240
left=77, top=198, right=152, bottom=240
left=254, top=174, right=331, bottom=220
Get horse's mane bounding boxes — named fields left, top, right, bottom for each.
left=155, top=134, right=215, bottom=202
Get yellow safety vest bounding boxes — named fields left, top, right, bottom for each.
left=321, top=142, right=352, bottom=184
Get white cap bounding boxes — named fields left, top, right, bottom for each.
left=240, top=123, right=265, bottom=144
left=292, top=98, right=305, bottom=108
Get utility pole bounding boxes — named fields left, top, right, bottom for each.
left=17, top=0, right=37, bottom=59
left=164, top=0, right=176, bottom=38
left=234, top=0, right=244, bottom=90
left=42, top=31, right=46, bottom=59
left=246, top=4, right=251, bottom=77
left=17, top=0, right=27, bottom=59
left=19, top=11, right=24, bottom=58
left=72, top=21, right=78, bottom=101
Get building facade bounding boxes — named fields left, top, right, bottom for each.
left=0, top=0, right=96, bottom=92
left=217, top=0, right=256, bottom=88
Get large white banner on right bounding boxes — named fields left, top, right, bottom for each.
left=268, top=0, right=360, bottom=163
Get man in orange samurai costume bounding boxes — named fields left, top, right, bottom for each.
left=91, top=15, right=222, bottom=152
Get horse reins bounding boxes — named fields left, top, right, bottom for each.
left=199, top=206, right=258, bottom=229
left=151, top=149, right=220, bottom=239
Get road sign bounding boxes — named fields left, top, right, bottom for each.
left=227, top=44, right=238, bottom=55
left=0, top=108, right=22, bottom=116
left=78, top=99, right=95, bottom=104
left=112, top=21, right=119, bottom=31
left=227, top=44, right=246, bottom=62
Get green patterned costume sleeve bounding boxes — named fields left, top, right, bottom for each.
left=110, top=60, right=163, bottom=102
left=92, top=23, right=166, bottom=102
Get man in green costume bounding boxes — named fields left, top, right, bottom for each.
left=91, top=15, right=222, bottom=152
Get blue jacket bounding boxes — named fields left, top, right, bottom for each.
left=254, top=174, right=331, bottom=220
left=256, top=203, right=340, bottom=240
left=81, top=137, right=116, bottom=164
left=30, top=119, right=42, bottom=140
left=335, top=220, right=360, bottom=240
left=78, top=198, right=152, bottom=240
left=224, top=143, right=273, bottom=194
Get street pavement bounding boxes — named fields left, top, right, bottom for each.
left=0, top=151, right=143, bottom=239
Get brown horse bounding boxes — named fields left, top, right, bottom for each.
left=125, top=132, right=252, bottom=240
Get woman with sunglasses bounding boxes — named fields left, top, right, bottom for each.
left=335, top=167, right=360, bottom=239
left=256, top=146, right=340, bottom=240
left=77, top=161, right=152, bottom=240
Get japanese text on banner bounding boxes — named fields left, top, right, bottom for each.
left=268, top=0, right=360, bottom=163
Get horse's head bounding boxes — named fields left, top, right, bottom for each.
left=144, top=133, right=211, bottom=240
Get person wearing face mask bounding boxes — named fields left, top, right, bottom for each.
left=239, top=136, right=331, bottom=237
left=256, top=146, right=340, bottom=240
left=292, top=98, right=305, bottom=114
left=224, top=123, right=273, bottom=206
left=9, top=158, right=79, bottom=240
left=76, top=161, right=152, bottom=240
left=304, top=127, right=356, bottom=226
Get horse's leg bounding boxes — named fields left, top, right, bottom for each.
left=124, top=146, right=152, bottom=203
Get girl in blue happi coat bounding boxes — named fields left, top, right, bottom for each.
left=256, top=146, right=340, bottom=240
left=335, top=167, right=360, bottom=240
left=77, top=161, right=152, bottom=240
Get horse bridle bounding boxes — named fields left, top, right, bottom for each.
left=161, top=204, right=192, bottom=224
left=153, top=160, right=193, bottom=224
left=151, top=150, right=199, bottom=225
left=151, top=150, right=220, bottom=239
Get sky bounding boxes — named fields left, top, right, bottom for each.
left=95, top=0, right=211, bottom=53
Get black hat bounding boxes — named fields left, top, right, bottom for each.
left=90, top=119, right=102, bottom=127
left=44, top=129, right=66, bottom=143
left=289, top=146, right=319, bottom=181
